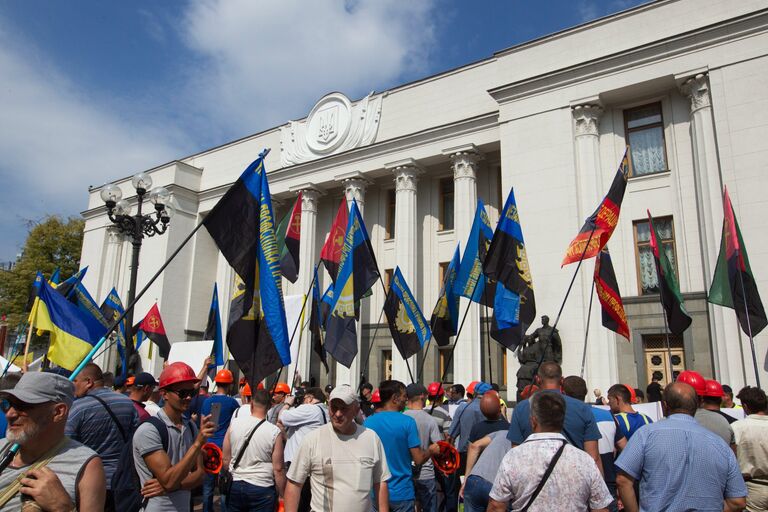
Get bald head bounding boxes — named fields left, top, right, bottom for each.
left=537, top=362, right=562, bottom=389
left=80, top=363, right=103, bottom=382
left=480, top=391, right=501, bottom=420
left=663, top=382, right=698, bottom=416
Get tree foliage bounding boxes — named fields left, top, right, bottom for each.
left=0, top=215, right=84, bottom=327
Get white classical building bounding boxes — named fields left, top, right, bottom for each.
left=81, top=0, right=768, bottom=398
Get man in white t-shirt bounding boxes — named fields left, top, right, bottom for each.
left=285, top=385, right=391, bottom=512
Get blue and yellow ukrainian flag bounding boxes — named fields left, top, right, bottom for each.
left=30, top=279, right=107, bottom=370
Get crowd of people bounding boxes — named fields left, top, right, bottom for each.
left=0, top=358, right=765, bottom=512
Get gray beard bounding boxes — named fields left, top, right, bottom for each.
left=6, top=418, right=46, bottom=446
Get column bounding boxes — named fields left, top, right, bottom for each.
left=94, top=226, right=125, bottom=373
left=289, top=185, right=323, bottom=385
left=387, top=159, right=424, bottom=383
left=443, top=145, right=482, bottom=386
left=335, top=173, right=371, bottom=386
left=680, top=73, right=743, bottom=388
left=571, top=103, right=618, bottom=392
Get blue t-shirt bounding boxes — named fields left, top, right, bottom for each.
left=364, top=411, right=421, bottom=501
left=507, top=390, right=601, bottom=449
left=201, top=394, right=240, bottom=447
left=614, top=411, right=652, bottom=441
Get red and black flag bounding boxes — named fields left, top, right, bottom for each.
left=594, top=248, right=629, bottom=340
left=138, top=303, right=171, bottom=359
left=320, top=198, right=349, bottom=282
left=562, top=150, right=630, bottom=266
left=276, top=192, right=302, bottom=283
left=708, top=188, right=767, bottom=336
left=648, top=211, right=692, bottom=335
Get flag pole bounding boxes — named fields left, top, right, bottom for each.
left=482, top=286, right=493, bottom=385
left=359, top=306, right=386, bottom=392
left=377, top=275, right=415, bottom=384
left=579, top=280, right=596, bottom=379
left=736, top=269, right=761, bottom=387
left=21, top=323, right=34, bottom=373
left=416, top=313, right=443, bottom=383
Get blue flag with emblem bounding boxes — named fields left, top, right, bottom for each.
left=384, top=267, right=431, bottom=359
left=454, top=200, right=494, bottom=305
left=100, top=288, right=128, bottom=378
left=430, top=245, right=461, bottom=346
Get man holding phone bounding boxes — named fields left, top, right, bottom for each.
left=200, top=369, right=240, bottom=511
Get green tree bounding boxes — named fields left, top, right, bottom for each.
left=0, top=216, right=85, bottom=327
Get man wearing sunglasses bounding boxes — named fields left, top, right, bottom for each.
left=0, top=371, right=107, bottom=510
left=132, top=362, right=216, bottom=511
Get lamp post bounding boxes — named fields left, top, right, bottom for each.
left=101, top=172, right=173, bottom=373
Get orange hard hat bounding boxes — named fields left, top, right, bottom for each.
left=623, top=384, right=638, bottom=404
left=371, top=388, right=381, bottom=403
left=432, top=441, right=460, bottom=475
left=676, top=370, right=706, bottom=396
left=257, top=382, right=265, bottom=390
left=214, top=369, right=234, bottom=384
left=202, top=442, right=223, bottom=474
left=273, top=382, right=290, bottom=394
left=703, top=379, right=725, bottom=398
left=427, top=382, right=445, bottom=397
left=125, top=376, right=135, bottom=386
left=158, top=362, right=200, bottom=389
left=467, top=381, right=480, bottom=396
left=242, top=383, right=252, bottom=397
left=239, top=377, right=248, bottom=386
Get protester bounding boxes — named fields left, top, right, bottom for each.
left=129, top=372, right=158, bottom=422
left=268, top=382, right=291, bottom=424
left=695, top=379, right=737, bottom=449
left=102, top=371, right=115, bottom=389
left=186, top=380, right=210, bottom=423
left=365, top=380, right=438, bottom=512
left=468, top=390, right=509, bottom=443
left=201, top=368, right=241, bottom=511
left=113, top=375, right=128, bottom=395
left=284, top=384, right=390, bottom=512
left=446, top=384, right=466, bottom=408
left=403, top=383, right=442, bottom=512
left=66, top=362, right=138, bottom=511
left=360, top=382, right=374, bottom=417
left=507, top=363, right=602, bottom=473
left=0, top=371, right=106, bottom=510
left=722, top=384, right=741, bottom=409
left=461, top=431, right=511, bottom=512
left=0, top=372, right=23, bottom=438
left=488, top=391, right=612, bottom=511
left=133, top=362, right=215, bottom=511
left=634, top=389, right=645, bottom=403
left=615, top=382, right=747, bottom=512
left=732, top=386, right=768, bottom=510
left=606, top=384, right=651, bottom=448
left=144, top=387, right=162, bottom=417
left=223, top=388, right=286, bottom=511
left=646, top=374, right=663, bottom=403
left=425, top=381, right=452, bottom=434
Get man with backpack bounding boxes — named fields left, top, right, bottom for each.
left=132, top=361, right=215, bottom=511
left=66, top=362, right=139, bottom=512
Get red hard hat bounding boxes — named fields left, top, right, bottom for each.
left=467, top=381, right=479, bottom=396
left=371, top=388, right=381, bottom=403
left=703, top=379, right=725, bottom=398
left=257, top=382, right=265, bottom=390
left=521, top=384, right=539, bottom=400
left=676, top=370, right=706, bottom=396
left=242, top=384, right=252, bottom=397
left=202, top=443, right=223, bottom=474
left=214, top=369, right=234, bottom=384
left=273, top=382, right=290, bottom=394
left=623, top=384, right=638, bottom=404
left=159, top=362, right=200, bottom=389
left=427, top=382, right=445, bottom=397
left=432, top=441, right=460, bottom=475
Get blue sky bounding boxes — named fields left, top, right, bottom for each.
left=0, top=0, right=648, bottom=262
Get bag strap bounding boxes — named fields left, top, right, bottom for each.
left=232, top=418, right=266, bottom=470
left=87, top=394, right=128, bottom=442
left=520, top=440, right=566, bottom=512
left=0, top=437, right=68, bottom=507
left=316, top=405, right=327, bottom=424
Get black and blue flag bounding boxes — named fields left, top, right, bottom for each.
left=100, top=288, right=128, bottom=378
left=204, top=283, right=225, bottom=369
left=430, top=245, right=461, bottom=346
left=384, top=267, right=431, bottom=359
left=454, top=200, right=494, bottom=305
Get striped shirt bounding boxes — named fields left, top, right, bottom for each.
left=615, top=414, right=747, bottom=511
left=65, top=387, right=139, bottom=488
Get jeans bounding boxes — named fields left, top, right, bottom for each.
left=390, top=500, right=415, bottom=512
left=463, top=475, right=492, bottom=512
left=414, top=478, right=437, bottom=512
left=227, top=480, right=277, bottom=512
left=203, top=472, right=227, bottom=512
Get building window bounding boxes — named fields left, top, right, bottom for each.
left=382, top=349, right=393, bottom=381
left=385, top=189, right=396, bottom=240
left=634, top=216, right=678, bottom=295
left=384, top=268, right=394, bottom=293
left=438, top=261, right=449, bottom=287
left=438, top=346, right=454, bottom=383
left=624, top=102, right=668, bottom=176
left=439, top=178, right=454, bottom=231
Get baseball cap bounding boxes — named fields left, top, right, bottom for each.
left=134, top=372, right=158, bottom=387
left=329, top=384, right=359, bottom=405
left=0, top=372, right=75, bottom=408
left=406, top=383, right=428, bottom=399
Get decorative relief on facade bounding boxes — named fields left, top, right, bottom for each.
left=681, top=74, right=711, bottom=113
left=450, top=151, right=481, bottom=181
left=280, top=92, right=383, bottom=167
left=300, top=188, right=321, bottom=214
left=572, top=104, right=603, bottom=137
left=393, top=165, right=423, bottom=193
left=343, top=177, right=369, bottom=205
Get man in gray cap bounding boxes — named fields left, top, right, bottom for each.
left=285, top=384, right=391, bottom=512
left=0, top=371, right=106, bottom=510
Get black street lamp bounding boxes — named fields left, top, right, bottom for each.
left=101, top=172, right=173, bottom=373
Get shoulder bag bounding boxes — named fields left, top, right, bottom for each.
left=219, top=418, right=266, bottom=495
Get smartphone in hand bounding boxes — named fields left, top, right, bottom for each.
left=210, top=402, right=222, bottom=427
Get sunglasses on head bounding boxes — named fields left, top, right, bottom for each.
left=167, top=388, right=196, bottom=400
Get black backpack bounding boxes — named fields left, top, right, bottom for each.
left=110, top=416, right=170, bottom=512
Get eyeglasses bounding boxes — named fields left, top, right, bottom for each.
left=0, top=398, right=44, bottom=413
left=167, top=388, right=196, bottom=400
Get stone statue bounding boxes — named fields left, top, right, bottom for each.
left=515, top=315, right=562, bottom=401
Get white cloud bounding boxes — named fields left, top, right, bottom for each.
left=179, top=0, right=437, bottom=137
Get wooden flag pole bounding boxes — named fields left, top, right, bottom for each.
left=21, top=324, right=33, bottom=373
left=737, top=269, right=761, bottom=387
left=579, top=280, right=596, bottom=379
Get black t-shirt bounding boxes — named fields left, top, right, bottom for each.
left=468, top=418, right=510, bottom=443
left=646, top=382, right=662, bottom=402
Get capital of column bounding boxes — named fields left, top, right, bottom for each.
left=289, top=184, right=324, bottom=214
left=336, top=171, right=371, bottom=205
left=680, top=73, right=711, bottom=113
left=106, top=225, right=124, bottom=244
left=443, top=144, right=483, bottom=182
left=386, top=158, right=424, bottom=193
left=572, top=104, right=603, bottom=137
